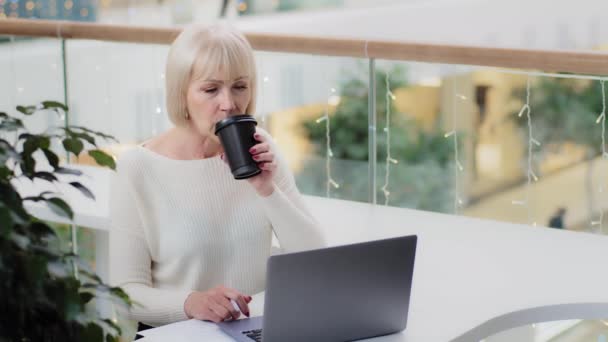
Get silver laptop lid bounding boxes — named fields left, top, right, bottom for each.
left=262, top=235, right=417, bottom=342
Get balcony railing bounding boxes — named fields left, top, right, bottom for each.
left=2, top=18, right=607, bottom=226
left=2, top=17, right=608, bottom=342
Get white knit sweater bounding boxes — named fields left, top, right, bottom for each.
left=109, top=139, right=325, bottom=327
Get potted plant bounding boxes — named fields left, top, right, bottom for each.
left=0, top=101, right=131, bottom=341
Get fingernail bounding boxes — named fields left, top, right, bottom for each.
left=250, top=148, right=256, bottom=153
left=254, top=133, right=260, bottom=138
left=253, top=155, right=259, bottom=160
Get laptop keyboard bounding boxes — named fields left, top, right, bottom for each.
left=242, top=329, right=263, bottom=342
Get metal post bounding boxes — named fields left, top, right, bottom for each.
left=368, top=59, right=377, bottom=205
left=61, top=38, right=79, bottom=279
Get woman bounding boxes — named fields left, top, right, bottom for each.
left=109, top=23, right=325, bottom=330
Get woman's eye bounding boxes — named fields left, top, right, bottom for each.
left=203, top=88, right=217, bottom=93
left=234, top=85, right=248, bottom=91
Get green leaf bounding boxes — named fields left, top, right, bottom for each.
left=23, top=191, right=56, bottom=202
left=18, top=132, right=33, bottom=140
left=55, top=167, right=83, bottom=176
left=46, top=197, right=74, bottom=220
left=33, top=171, right=58, bottom=182
left=62, top=137, right=84, bottom=157
left=10, top=232, right=30, bottom=250
left=41, top=101, right=68, bottom=112
left=25, top=253, right=48, bottom=283
left=80, top=269, right=103, bottom=283
left=16, top=105, right=37, bottom=115
left=62, top=128, right=96, bottom=146
left=42, top=148, right=59, bottom=169
left=0, top=139, right=19, bottom=164
left=102, top=318, right=122, bottom=336
left=106, top=333, right=119, bottom=342
left=0, top=205, right=12, bottom=237
left=0, top=166, right=13, bottom=180
left=0, top=117, right=24, bottom=131
left=0, top=182, right=28, bottom=223
left=88, top=150, right=116, bottom=170
left=79, top=292, right=94, bottom=305
left=70, top=126, right=118, bottom=143
left=64, top=286, right=82, bottom=321
left=109, top=286, right=132, bottom=306
left=69, top=181, right=95, bottom=200
left=28, top=221, right=55, bottom=238
left=20, top=153, right=36, bottom=177
left=23, top=135, right=50, bottom=156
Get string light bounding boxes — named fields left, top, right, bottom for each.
left=316, top=86, right=340, bottom=197
left=381, top=72, right=398, bottom=205
left=511, top=78, right=538, bottom=226
left=447, top=80, right=465, bottom=214
left=592, top=80, right=607, bottom=232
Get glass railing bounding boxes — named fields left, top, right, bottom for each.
left=1, top=19, right=607, bottom=341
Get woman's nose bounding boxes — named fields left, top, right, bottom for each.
left=219, top=90, right=236, bottom=113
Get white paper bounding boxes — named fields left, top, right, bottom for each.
left=137, top=319, right=233, bottom=341
left=137, top=292, right=266, bottom=341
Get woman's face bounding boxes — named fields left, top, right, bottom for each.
left=185, top=70, right=252, bottom=137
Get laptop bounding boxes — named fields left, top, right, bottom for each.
left=218, top=235, right=417, bottom=342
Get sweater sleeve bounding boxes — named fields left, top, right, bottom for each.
left=109, top=155, right=193, bottom=327
left=256, top=131, right=326, bottom=253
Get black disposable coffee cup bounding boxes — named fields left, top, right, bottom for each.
left=214, top=115, right=262, bottom=180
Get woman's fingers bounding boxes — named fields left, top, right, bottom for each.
left=205, top=304, right=224, bottom=323
left=216, top=296, right=241, bottom=320
left=223, top=288, right=251, bottom=317
left=249, top=142, right=269, bottom=155
left=252, top=151, right=274, bottom=163
left=220, top=153, right=228, bottom=165
left=253, top=129, right=266, bottom=143
left=209, top=298, right=236, bottom=321
left=259, top=161, right=277, bottom=172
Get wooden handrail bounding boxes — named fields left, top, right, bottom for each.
left=1, top=18, right=607, bottom=75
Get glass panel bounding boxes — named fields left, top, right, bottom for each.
left=64, top=43, right=372, bottom=203
left=0, top=37, right=65, bottom=140
left=7, top=33, right=607, bottom=341
left=65, top=39, right=170, bottom=156
left=463, top=71, right=607, bottom=233
left=358, top=60, right=462, bottom=213
left=48, top=223, right=96, bottom=270
left=255, top=51, right=370, bottom=203
left=372, top=59, right=608, bottom=236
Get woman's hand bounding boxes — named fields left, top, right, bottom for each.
left=246, top=129, right=277, bottom=196
left=220, top=128, right=277, bottom=197
left=184, top=286, right=252, bottom=323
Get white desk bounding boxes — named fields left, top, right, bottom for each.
left=16, top=165, right=608, bottom=341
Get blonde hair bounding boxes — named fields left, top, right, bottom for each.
left=165, top=24, right=257, bottom=127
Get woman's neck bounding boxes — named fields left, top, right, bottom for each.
left=147, top=126, right=223, bottom=160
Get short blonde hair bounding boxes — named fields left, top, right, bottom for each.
left=165, top=24, right=257, bottom=127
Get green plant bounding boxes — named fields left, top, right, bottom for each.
left=510, top=77, right=606, bottom=225
left=0, top=101, right=131, bottom=341
left=299, top=65, right=454, bottom=211
left=511, top=78, right=603, bottom=154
